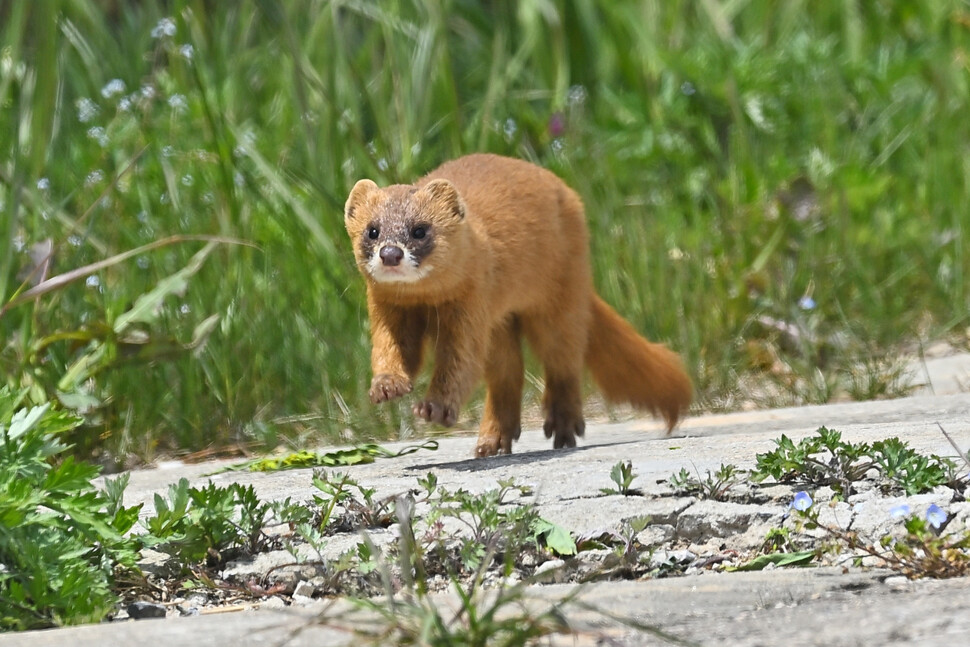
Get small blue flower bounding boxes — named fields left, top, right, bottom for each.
left=889, top=503, right=911, bottom=519
left=791, top=491, right=813, bottom=511
left=798, top=295, right=816, bottom=311
left=926, top=504, right=947, bottom=529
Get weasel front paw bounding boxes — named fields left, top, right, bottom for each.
left=413, top=399, right=458, bottom=427
left=369, top=374, right=412, bottom=404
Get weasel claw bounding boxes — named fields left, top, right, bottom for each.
left=414, top=399, right=458, bottom=426
left=369, top=374, right=412, bottom=404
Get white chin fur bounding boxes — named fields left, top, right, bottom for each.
left=366, top=255, right=433, bottom=284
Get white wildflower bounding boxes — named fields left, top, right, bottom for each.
left=168, top=93, right=188, bottom=113
left=87, top=126, right=109, bottom=147
left=85, top=170, right=104, bottom=186
left=151, top=17, right=176, bottom=39
left=76, top=98, right=99, bottom=123
left=101, top=78, right=126, bottom=98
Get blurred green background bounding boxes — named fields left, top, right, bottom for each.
left=2, top=1, right=968, bottom=466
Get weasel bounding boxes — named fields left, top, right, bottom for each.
left=343, top=153, right=692, bottom=457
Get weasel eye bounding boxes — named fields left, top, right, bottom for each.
left=367, top=226, right=379, bottom=240
left=411, top=225, right=427, bottom=240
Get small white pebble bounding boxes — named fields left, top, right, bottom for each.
left=884, top=575, right=910, bottom=589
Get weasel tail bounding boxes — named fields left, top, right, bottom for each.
left=585, top=295, right=691, bottom=431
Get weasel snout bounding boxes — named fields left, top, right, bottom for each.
left=380, top=245, right=405, bottom=266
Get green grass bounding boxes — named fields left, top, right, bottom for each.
left=2, top=1, right=969, bottom=463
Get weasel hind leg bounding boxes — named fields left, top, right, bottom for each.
left=522, top=306, right=589, bottom=450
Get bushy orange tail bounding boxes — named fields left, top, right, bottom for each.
left=585, top=295, right=692, bottom=431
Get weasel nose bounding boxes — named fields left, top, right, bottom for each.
left=379, top=245, right=404, bottom=266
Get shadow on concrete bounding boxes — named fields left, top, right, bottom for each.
left=406, top=440, right=640, bottom=473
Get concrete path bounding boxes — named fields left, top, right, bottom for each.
left=3, top=353, right=969, bottom=647
left=7, top=568, right=970, bottom=646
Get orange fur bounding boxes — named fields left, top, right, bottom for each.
left=343, top=154, right=691, bottom=457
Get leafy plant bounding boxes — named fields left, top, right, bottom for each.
left=612, top=516, right=653, bottom=566
left=575, top=515, right=653, bottom=565
left=752, top=427, right=875, bottom=495
left=669, top=463, right=742, bottom=501
left=761, top=527, right=796, bottom=554
left=530, top=518, right=578, bottom=558
left=2, top=235, right=242, bottom=461
left=140, top=479, right=282, bottom=565
left=426, top=478, right=543, bottom=571
left=871, top=438, right=957, bottom=496
left=753, top=427, right=962, bottom=497
left=601, top=460, right=640, bottom=496
left=311, top=470, right=396, bottom=532
left=0, top=389, right=142, bottom=631
left=297, top=473, right=575, bottom=596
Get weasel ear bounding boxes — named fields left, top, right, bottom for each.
left=421, top=179, right=465, bottom=222
left=345, top=179, right=379, bottom=223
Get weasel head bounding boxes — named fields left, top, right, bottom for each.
left=344, top=178, right=468, bottom=287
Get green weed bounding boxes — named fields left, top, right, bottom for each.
left=312, top=470, right=397, bottom=532
left=214, top=440, right=439, bottom=473
left=139, top=479, right=295, bottom=565
left=0, top=389, right=141, bottom=631
left=871, top=437, right=958, bottom=496
left=751, top=426, right=959, bottom=496
left=669, top=463, right=742, bottom=501
left=343, top=496, right=576, bottom=647
left=422, top=477, right=574, bottom=571
left=601, top=460, right=640, bottom=496
left=751, top=427, right=874, bottom=496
